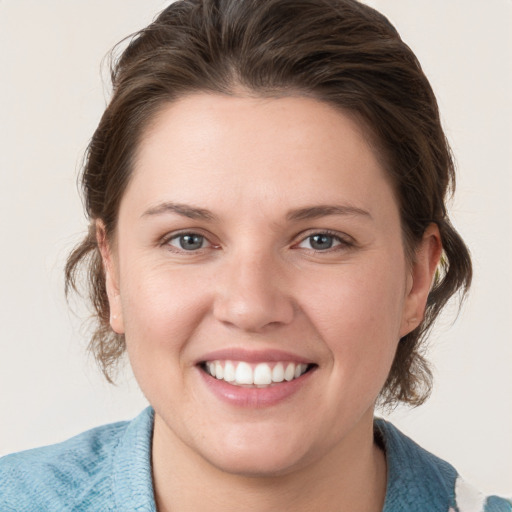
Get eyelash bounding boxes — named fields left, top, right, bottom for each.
left=161, top=229, right=354, bottom=255
left=161, top=231, right=217, bottom=252
left=293, top=230, right=354, bottom=252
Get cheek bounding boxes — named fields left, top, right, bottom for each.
left=306, top=259, right=406, bottom=329
left=118, top=264, right=211, bottom=372
left=300, top=257, right=406, bottom=372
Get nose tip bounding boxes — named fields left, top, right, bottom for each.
left=213, top=256, right=295, bottom=332
left=215, top=294, right=294, bottom=332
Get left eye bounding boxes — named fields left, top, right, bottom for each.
left=297, top=233, right=342, bottom=251
left=168, top=233, right=207, bottom=251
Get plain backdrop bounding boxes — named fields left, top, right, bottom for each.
left=0, top=0, right=511, bottom=497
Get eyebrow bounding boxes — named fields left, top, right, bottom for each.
left=286, top=205, right=372, bottom=222
left=142, top=201, right=372, bottom=223
left=142, top=202, right=217, bottom=221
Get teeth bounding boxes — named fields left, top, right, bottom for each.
left=284, top=363, right=295, bottom=381
left=204, top=360, right=309, bottom=387
left=235, top=362, right=253, bottom=384
left=254, top=363, right=272, bottom=385
left=215, top=361, right=224, bottom=380
left=223, top=361, right=236, bottom=382
left=271, top=363, right=284, bottom=383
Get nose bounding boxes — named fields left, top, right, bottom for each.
left=213, top=250, right=295, bottom=333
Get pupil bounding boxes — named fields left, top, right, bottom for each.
left=180, top=234, right=203, bottom=250
left=310, top=234, right=333, bottom=250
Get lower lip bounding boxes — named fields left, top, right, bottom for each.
left=198, top=367, right=315, bottom=408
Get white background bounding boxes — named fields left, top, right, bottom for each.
left=0, top=0, right=510, bottom=497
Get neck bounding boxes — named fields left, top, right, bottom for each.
left=151, top=411, right=387, bottom=512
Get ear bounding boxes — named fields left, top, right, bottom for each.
left=96, top=220, right=125, bottom=334
left=399, top=223, right=442, bottom=337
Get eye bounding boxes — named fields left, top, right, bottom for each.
left=168, top=233, right=208, bottom=251
left=296, top=232, right=349, bottom=251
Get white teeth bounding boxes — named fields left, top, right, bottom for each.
left=223, top=361, right=236, bottom=382
left=215, top=361, right=224, bottom=380
left=284, top=363, right=295, bottom=381
left=204, top=360, right=309, bottom=386
left=295, top=364, right=305, bottom=379
left=254, top=363, right=272, bottom=385
left=235, top=362, right=253, bottom=385
left=272, top=363, right=284, bottom=383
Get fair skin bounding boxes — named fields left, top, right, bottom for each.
left=99, top=94, right=441, bottom=512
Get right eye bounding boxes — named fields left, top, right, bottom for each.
left=167, top=233, right=208, bottom=251
left=299, top=233, right=341, bottom=251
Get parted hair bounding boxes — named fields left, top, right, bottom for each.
left=66, top=0, right=472, bottom=407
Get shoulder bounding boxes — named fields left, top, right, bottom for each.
left=0, top=419, right=127, bottom=511
left=0, top=407, right=155, bottom=512
left=375, top=419, right=512, bottom=512
left=454, top=477, right=512, bottom=512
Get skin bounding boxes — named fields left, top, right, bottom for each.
left=99, top=94, right=441, bottom=512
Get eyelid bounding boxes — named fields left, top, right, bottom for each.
left=158, top=228, right=354, bottom=253
left=293, top=229, right=355, bottom=250
left=160, top=229, right=220, bottom=251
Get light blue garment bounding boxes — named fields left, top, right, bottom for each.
left=1, top=407, right=510, bottom=511
left=375, top=421, right=511, bottom=512
left=0, top=407, right=156, bottom=511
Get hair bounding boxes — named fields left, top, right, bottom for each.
left=65, top=0, right=472, bottom=407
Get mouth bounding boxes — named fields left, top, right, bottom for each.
left=199, top=360, right=316, bottom=387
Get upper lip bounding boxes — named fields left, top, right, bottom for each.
left=196, top=348, right=314, bottom=365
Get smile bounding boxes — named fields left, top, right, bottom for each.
left=202, top=360, right=312, bottom=387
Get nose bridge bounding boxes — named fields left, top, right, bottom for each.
left=213, top=246, right=294, bottom=332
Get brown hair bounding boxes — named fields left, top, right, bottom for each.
left=66, top=0, right=472, bottom=407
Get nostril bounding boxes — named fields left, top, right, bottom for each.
left=213, top=283, right=295, bottom=332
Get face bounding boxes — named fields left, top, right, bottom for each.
left=102, top=94, right=438, bottom=477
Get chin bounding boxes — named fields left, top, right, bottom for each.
left=204, top=448, right=306, bottom=478
left=195, top=427, right=315, bottom=478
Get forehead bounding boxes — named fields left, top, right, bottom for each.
left=123, top=93, right=397, bottom=221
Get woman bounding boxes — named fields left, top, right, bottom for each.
left=1, top=0, right=510, bottom=510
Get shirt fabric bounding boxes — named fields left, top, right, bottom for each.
left=1, top=407, right=510, bottom=511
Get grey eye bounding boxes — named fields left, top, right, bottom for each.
left=308, top=234, right=336, bottom=250
left=170, top=233, right=205, bottom=251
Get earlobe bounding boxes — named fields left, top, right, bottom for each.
left=400, top=223, right=442, bottom=337
left=96, top=220, right=125, bottom=335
